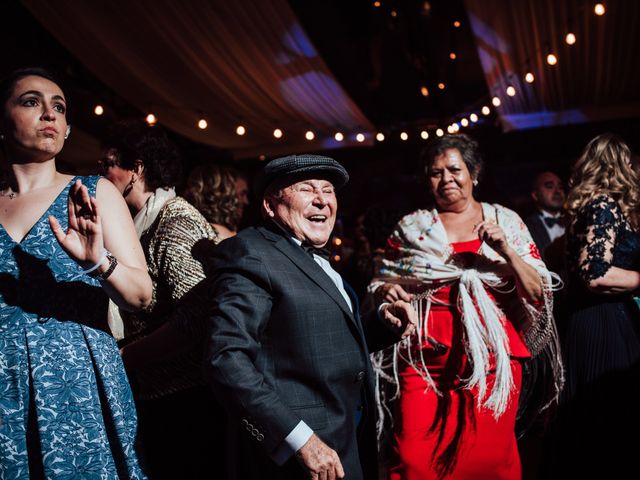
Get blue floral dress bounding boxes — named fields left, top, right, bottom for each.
left=0, top=176, right=146, bottom=479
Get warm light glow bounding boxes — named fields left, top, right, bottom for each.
left=334, top=132, right=344, bottom=142
left=400, top=132, right=408, bottom=141
left=305, top=130, right=315, bottom=141
left=481, top=106, right=491, bottom=115
left=594, top=3, right=605, bottom=15
left=438, top=82, right=445, bottom=90
left=333, top=254, right=341, bottom=262
left=94, top=105, right=104, bottom=116
left=460, top=118, right=469, bottom=127
left=390, top=9, right=397, bottom=17
left=525, top=72, right=535, bottom=83
left=333, top=237, right=342, bottom=246
left=356, top=133, right=365, bottom=142
left=420, top=86, right=429, bottom=97
left=565, top=32, right=576, bottom=45
left=491, top=96, right=501, bottom=107
left=197, top=119, right=208, bottom=129
left=236, top=125, right=246, bottom=135
left=373, top=0, right=381, bottom=7
left=506, top=85, right=516, bottom=96
left=470, top=113, right=478, bottom=122
left=447, top=125, right=455, bottom=134
left=258, top=154, right=266, bottom=161
left=145, top=113, right=157, bottom=125
left=453, top=20, right=461, bottom=28
left=452, top=123, right=460, bottom=132
left=273, top=128, right=283, bottom=138
left=449, top=52, right=457, bottom=61
left=436, top=128, right=444, bottom=137
left=420, top=130, right=429, bottom=140
left=546, top=53, right=558, bottom=65
left=376, top=132, right=385, bottom=142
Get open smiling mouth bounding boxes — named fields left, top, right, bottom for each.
left=308, top=215, right=327, bottom=223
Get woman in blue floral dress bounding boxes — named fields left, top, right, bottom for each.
left=0, top=68, right=152, bottom=478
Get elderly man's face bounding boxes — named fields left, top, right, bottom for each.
left=266, top=178, right=337, bottom=247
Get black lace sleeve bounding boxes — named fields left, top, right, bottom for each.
left=573, top=196, right=622, bottom=283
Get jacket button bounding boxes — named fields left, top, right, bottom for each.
left=355, top=371, right=365, bottom=382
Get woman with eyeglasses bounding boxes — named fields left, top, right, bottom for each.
left=0, top=68, right=152, bottom=478
left=99, top=119, right=223, bottom=479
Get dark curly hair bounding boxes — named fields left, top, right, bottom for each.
left=102, top=119, right=182, bottom=190
left=183, top=164, right=241, bottom=231
left=421, top=133, right=484, bottom=183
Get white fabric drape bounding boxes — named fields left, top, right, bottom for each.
left=464, top=0, right=640, bottom=131
left=22, top=0, right=374, bottom=158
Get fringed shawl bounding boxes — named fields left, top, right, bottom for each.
left=370, top=203, right=564, bottom=442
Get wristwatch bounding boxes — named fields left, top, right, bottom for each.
left=88, top=250, right=118, bottom=281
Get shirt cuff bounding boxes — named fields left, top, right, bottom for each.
left=377, top=302, right=390, bottom=319
left=271, top=421, right=314, bottom=465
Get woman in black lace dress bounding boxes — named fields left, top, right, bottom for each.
left=552, top=134, right=640, bottom=477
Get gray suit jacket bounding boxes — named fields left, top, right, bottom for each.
left=207, top=222, right=396, bottom=479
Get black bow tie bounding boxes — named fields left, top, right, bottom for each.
left=543, top=216, right=563, bottom=228
left=302, top=243, right=331, bottom=261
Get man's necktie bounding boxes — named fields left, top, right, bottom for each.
left=543, top=216, right=563, bottom=228
left=302, top=243, right=331, bottom=261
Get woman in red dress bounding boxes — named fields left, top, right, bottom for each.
left=371, top=135, right=563, bottom=479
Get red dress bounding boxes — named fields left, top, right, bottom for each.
left=389, top=239, right=531, bottom=480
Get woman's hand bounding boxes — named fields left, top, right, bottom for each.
left=375, top=282, right=413, bottom=304
left=475, top=221, right=511, bottom=258
left=49, top=179, right=105, bottom=266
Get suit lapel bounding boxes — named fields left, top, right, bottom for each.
left=259, top=225, right=356, bottom=322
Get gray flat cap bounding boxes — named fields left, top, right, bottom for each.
left=256, top=154, right=349, bottom=198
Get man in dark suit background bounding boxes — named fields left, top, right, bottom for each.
left=207, top=155, right=416, bottom=480
left=524, top=171, right=566, bottom=256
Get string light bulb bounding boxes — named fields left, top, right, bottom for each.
left=565, top=32, right=576, bottom=45
left=449, top=52, right=457, bottom=60
left=492, top=96, right=501, bottom=107
left=420, top=86, right=429, bottom=97
left=594, top=3, right=605, bottom=15
left=373, top=0, right=381, bottom=7
left=546, top=53, right=558, bottom=65
left=376, top=132, right=385, bottom=142
left=447, top=125, right=455, bottom=134
left=334, top=132, right=344, bottom=142
left=525, top=72, right=535, bottom=83
left=236, top=125, right=246, bottom=135
left=356, top=133, right=365, bottom=142
left=438, top=82, right=445, bottom=90
left=273, top=128, right=283, bottom=139
left=506, top=85, right=516, bottom=97
left=460, top=118, right=469, bottom=127
left=470, top=113, right=479, bottom=122
left=453, top=20, right=461, bottom=28
left=420, top=130, right=429, bottom=139
left=481, top=106, right=491, bottom=115
left=94, top=105, right=104, bottom=116
left=305, top=130, right=315, bottom=141
left=145, top=113, right=157, bottom=125
left=197, top=119, right=208, bottom=130
left=400, top=132, right=408, bottom=141
left=436, top=128, right=444, bottom=137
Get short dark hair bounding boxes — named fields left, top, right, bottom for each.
left=0, top=67, right=66, bottom=120
left=102, top=119, right=182, bottom=190
left=421, top=134, right=484, bottom=182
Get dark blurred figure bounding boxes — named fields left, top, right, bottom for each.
left=230, top=167, right=252, bottom=227
left=549, top=133, right=640, bottom=479
left=100, top=120, right=224, bottom=479
left=524, top=171, right=566, bottom=256
left=342, top=204, right=406, bottom=301
left=183, top=163, right=240, bottom=240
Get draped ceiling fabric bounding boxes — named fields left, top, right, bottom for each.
left=22, top=0, right=375, bottom=159
left=464, top=0, right=640, bottom=131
